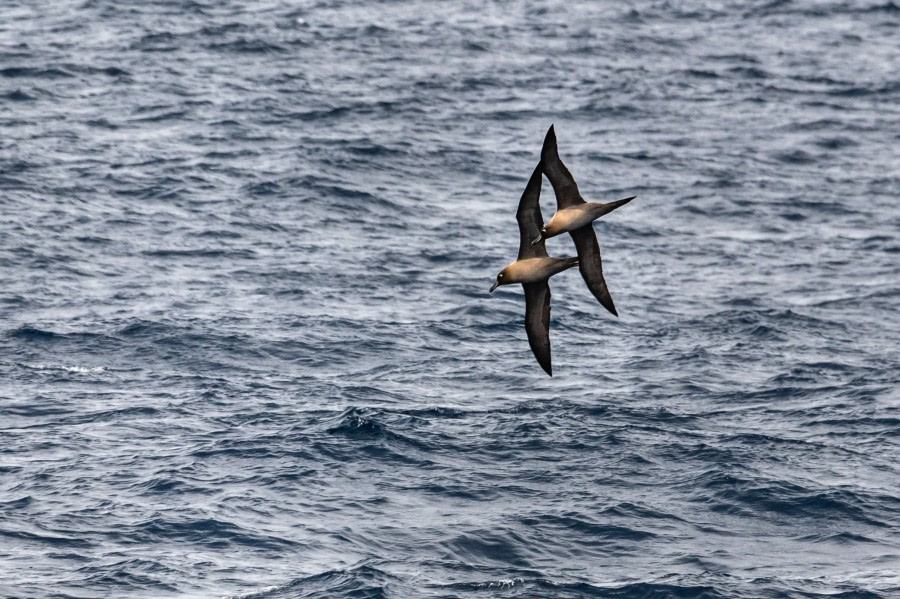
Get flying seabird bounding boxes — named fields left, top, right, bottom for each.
left=490, top=163, right=579, bottom=376
left=533, top=125, right=635, bottom=317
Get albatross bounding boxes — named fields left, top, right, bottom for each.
left=533, top=125, right=635, bottom=317
left=490, top=163, right=579, bottom=376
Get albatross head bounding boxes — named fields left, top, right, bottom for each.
left=489, top=269, right=510, bottom=293
left=530, top=227, right=548, bottom=246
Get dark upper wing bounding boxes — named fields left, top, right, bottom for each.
left=541, top=125, right=584, bottom=210
left=516, top=162, right=548, bottom=260
left=570, top=225, right=618, bottom=316
left=523, top=281, right=552, bottom=376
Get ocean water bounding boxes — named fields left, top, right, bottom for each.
left=1, top=0, right=899, bottom=597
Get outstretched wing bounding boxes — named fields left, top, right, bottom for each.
left=516, top=162, right=548, bottom=260
left=523, top=281, right=552, bottom=376
left=570, top=225, right=618, bottom=316
left=541, top=125, right=584, bottom=210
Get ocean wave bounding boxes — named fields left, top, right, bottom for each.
left=2, top=0, right=897, bottom=596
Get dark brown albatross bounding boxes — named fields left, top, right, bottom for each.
left=535, top=125, right=635, bottom=317
left=490, top=163, right=579, bottom=376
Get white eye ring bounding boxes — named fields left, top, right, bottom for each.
left=498, top=274, right=504, bottom=278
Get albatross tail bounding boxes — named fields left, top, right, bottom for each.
left=600, top=196, right=636, bottom=216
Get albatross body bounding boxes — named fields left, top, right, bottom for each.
left=489, top=257, right=577, bottom=290
left=539, top=200, right=634, bottom=241
left=536, top=125, right=635, bottom=317
left=490, top=163, right=578, bottom=376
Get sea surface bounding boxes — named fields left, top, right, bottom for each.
left=1, top=1, right=899, bottom=597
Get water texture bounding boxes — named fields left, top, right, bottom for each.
left=1, top=0, right=899, bottom=597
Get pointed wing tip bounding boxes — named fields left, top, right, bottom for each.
left=584, top=272, right=620, bottom=317
left=604, top=302, right=619, bottom=317
left=544, top=124, right=556, bottom=145
left=531, top=347, right=552, bottom=376
left=541, top=129, right=557, bottom=164
left=600, top=288, right=619, bottom=316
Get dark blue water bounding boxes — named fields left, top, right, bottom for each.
left=2, top=1, right=899, bottom=597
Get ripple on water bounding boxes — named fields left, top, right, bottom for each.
left=1, top=0, right=898, bottom=598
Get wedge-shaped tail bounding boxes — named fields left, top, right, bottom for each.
left=601, top=195, right=636, bottom=215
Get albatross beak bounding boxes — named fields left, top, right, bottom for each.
left=530, top=235, right=542, bottom=246
left=489, top=281, right=499, bottom=293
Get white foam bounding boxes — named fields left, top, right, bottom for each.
left=33, top=363, right=107, bottom=374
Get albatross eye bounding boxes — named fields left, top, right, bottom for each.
left=498, top=274, right=504, bottom=278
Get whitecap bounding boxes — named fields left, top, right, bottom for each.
left=32, top=363, right=107, bottom=374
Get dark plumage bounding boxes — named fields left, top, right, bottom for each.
left=490, top=163, right=578, bottom=376
left=540, top=125, right=634, bottom=317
